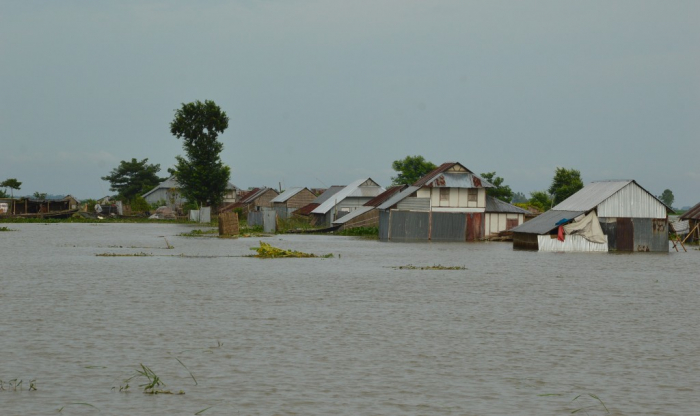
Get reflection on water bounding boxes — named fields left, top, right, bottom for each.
left=1, top=223, right=698, bottom=415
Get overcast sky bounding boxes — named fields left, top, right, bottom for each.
left=1, top=1, right=698, bottom=207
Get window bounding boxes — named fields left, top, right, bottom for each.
left=468, top=188, right=478, bottom=202
left=440, top=188, right=450, bottom=203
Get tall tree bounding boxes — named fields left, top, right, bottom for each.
left=658, top=189, right=674, bottom=207
left=391, top=155, right=437, bottom=186
left=1, top=178, right=22, bottom=198
left=480, top=172, right=514, bottom=203
left=511, top=191, right=528, bottom=204
left=529, top=190, right=553, bottom=212
left=548, top=167, right=583, bottom=206
left=102, top=158, right=165, bottom=202
left=170, top=100, right=231, bottom=208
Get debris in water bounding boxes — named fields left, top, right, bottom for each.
left=250, top=241, right=333, bottom=258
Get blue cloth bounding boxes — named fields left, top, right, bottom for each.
left=555, top=218, right=569, bottom=226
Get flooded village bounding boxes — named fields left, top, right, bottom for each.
left=3, top=2, right=700, bottom=415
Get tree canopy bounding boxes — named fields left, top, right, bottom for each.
left=170, top=100, right=231, bottom=208
left=391, top=155, right=437, bottom=186
left=1, top=178, right=22, bottom=198
left=658, top=189, right=674, bottom=207
left=548, top=167, right=583, bottom=206
left=480, top=172, right=514, bottom=203
left=101, top=158, right=165, bottom=202
left=529, top=190, right=553, bottom=212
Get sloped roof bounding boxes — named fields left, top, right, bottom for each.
left=552, top=180, right=633, bottom=211
left=485, top=196, right=531, bottom=214
left=142, top=176, right=239, bottom=198
left=311, top=178, right=384, bottom=215
left=377, top=186, right=420, bottom=210
left=270, top=187, right=309, bottom=203
left=364, top=185, right=407, bottom=207
left=413, top=162, right=494, bottom=188
left=293, top=203, right=320, bottom=216
left=219, top=187, right=277, bottom=212
left=312, top=186, right=345, bottom=204
left=331, top=206, right=375, bottom=225
left=680, top=201, right=700, bottom=220
left=510, top=210, right=585, bottom=234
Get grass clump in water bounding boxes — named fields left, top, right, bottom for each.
left=250, top=241, right=333, bottom=258
left=392, top=264, right=466, bottom=270
left=0, top=226, right=15, bottom=232
left=179, top=228, right=218, bottom=237
left=118, top=364, right=184, bottom=395
left=95, top=252, right=152, bottom=257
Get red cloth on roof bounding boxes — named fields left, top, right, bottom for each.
left=557, top=225, right=565, bottom=242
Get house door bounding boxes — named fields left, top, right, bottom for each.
left=616, top=218, right=634, bottom=251
left=506, top=218, right=519, bottom=230
left=466, top=213, right=483, bottom=241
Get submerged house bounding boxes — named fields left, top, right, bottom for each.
left=310, top=179, right=385, bottom=227
left=142, top=177, right=240, bottom=209
left=219, top=187, right=279, bottom=215
left=270, top=187, right=316, bottom=219
left=294, top=186, right=345, bottom=220
left=377, top=162, right=528, bottom=241
left=679, top=202, right=700, bottom=242
left=332, top=185, right=407, bottom=231
left=6, top=195, right=80, bottom=216
left=511, top=180, right=671, bottom=252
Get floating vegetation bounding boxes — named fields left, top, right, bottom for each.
left=58, top=403, right=98, bottom=412
left=0, top=379, right=36, bottom=391
left=0, top=226, right=16, bottom=232
left=250, top=241, right=333, bottom=258
left=118, top=364, right=185, bottom=395
left=179, top=228, right=218, bottom=237
left=392, top=264, right=466, bottom=270
left=96, top=252, right=152, bottom=257
left=571, top=393, right=609, bottom=414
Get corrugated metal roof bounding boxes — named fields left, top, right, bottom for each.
left=680, top=201, right=700, bottom=220
left=552, top=181, right=632, bottom=211
left=377, top=186, right=420, bottom=210
left=412, top=162, right=494, bottom=188
left=510, top=210, right=585, bottom=234
left=311, top=178, right=385, bottom=214
left=331, top=206, right=375, bottom=225
left=311, top=186, right=345, bottom=204
left=270, top=187, right=307, bottom=203
left=364, top=185, right=407, bottom=207
left=294, top=203, right=319, bottom=216
left=552, top=180, right=671, bottom=216
left=485, top=196, right=531, bottom=214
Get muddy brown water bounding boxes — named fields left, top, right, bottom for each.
left=1, top=223, right=698, bottom=415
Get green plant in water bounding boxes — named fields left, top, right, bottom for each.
left=571, top=393, right=609, bottom=414
left=120, top=364, right=184, bottom=395
left=250, top=241, right=333, bottom=258
left=392, top=264, right=466, bottom=270
left=0, top=226, right=15, bottom=232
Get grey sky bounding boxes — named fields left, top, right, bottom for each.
left=1, top=1, right=698, bottom=206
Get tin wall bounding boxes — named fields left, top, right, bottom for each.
left=388, top=211, right=430, bottom=241
left=431, top=212, right=466, bottom=241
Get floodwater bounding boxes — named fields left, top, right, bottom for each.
left=1, top=223, right=698, bottom=416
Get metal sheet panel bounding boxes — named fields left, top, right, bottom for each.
left=247, top=211, right=263, bottom=227
left=597, top=182, right=667, bottom=219
left=509, top=210, right=584, bottom=234
left=200, top=207, right=211, bottom=223
left=466, top=213, right=483, bottom=241
left=389, top=211, right=429, bottom=241
left=377, top=186, right=420, bottom=210
left=263, top=210, right=277, bottom=233
left=632, top=218, right=669, bottom=252
left=616, top=218, right=634, bottom=251
left=431, top=212, right=466, bottom=241
left=379, top=210, right=390, bottom=240
left=537, top=234, right=608, bottom=252
left=397, top=197, right=430, bottom=211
